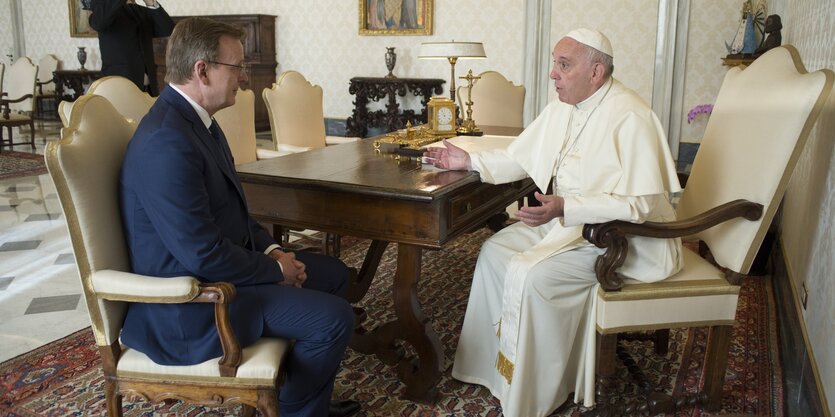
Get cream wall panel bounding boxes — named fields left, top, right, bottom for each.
left=22, top=0, right=525, bottom=119
left=1, top=0, right=14, bottom=64
left=20, top=0, right=100, bottom=71
left=549, top=0, right=658, bottom=105
left=679, top=0, right=741, bottom=144
left=779, top=0, right=835, bottom=412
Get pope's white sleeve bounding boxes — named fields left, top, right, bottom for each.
left=469, top=149, right=528, bottom=184
left=561, top=193, right=670, bottom=227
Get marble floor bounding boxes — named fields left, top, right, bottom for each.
left=0, top=120, right=89, bottom=362
left=0, top=120, right=290, bottom=363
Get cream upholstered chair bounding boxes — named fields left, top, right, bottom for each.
left=35, top=54, right=59, bottom=118
left=581, top=45, right=832, bottom=415
left=87, top=76, right=156, bottom=123
left=456, top=70, right=525, bottom=128
left=45, top=94, right=289, bottom=417
left=0, top=57, right=38, bottom=149
left=57, top=100, right=74, bottom=127
left=215, top=88, right=287, bottom=165
left=263, top=71, right=359, bottom=154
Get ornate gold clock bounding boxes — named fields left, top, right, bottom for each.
left=426, top=96, right=457, bottom=138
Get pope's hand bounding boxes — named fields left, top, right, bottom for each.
left=514, top=192, right=565, bottom=227
left=423, top=139, right=471, bottom=170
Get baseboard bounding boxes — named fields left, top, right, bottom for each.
left=773, top=237, right=830, bottom=417
left=324, top=117, right=348, bottom=137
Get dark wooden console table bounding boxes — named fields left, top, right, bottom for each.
left=345, top=77, right=444, bottom=138
left=237, top=125, right=532, bottom=402
left=53, top=70, right=102, bottom=108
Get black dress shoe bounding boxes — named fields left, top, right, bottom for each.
left=328, top=400, right=361, bottom=417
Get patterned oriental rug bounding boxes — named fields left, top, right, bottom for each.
left=0, top=229, right=783, bottom=416
left=0, top=151, right=47, bottom=180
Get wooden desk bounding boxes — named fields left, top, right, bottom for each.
left=237, top=126, right=533, bottom=402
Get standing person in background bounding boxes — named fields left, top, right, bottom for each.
left=88, top=0, right=174, bottom=96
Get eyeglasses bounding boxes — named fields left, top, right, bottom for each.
left=207, top=60, right=250, bottom=73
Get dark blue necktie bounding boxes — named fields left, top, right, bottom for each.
left=209, top=120, right=235, bottom=169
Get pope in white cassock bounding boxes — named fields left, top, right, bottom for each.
left=424, top=29, right=683, bottom=417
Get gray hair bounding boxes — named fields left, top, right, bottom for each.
left=586, top=46, right=614, bottom=78
left=165, top=17, right=244, bottom=85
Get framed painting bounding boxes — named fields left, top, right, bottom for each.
left=68, top=0, right=97, bottom=38
left=359, top=0, right=433, bottom=36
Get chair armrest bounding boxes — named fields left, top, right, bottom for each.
left=325, top=135, right=361, bottom=145
left=91, top=270, right=201, bottom=302
left=581, top=199, right=763, bottom=291
left=276, top=143, right=314, bottom=153
left=256, top=148, right=293, bottom=159
left=90, top=270, right=242, bottom=377
left=36, top=79, right=54, bottom=95
left=0, top=94, right=35, bottom=105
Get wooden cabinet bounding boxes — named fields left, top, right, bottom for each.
left=153, top=14, right=276, bottom=131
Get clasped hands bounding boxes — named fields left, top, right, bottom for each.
left=268, top=249, right=307, bottom=288
left=423, top=140, right=564, bottom=227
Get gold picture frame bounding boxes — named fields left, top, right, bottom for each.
left=359, top=0, right=433, bottom=36
left=68, top=0, right=97, bottom=38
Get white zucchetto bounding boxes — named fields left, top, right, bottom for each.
left=564, top=28, right=613, bottom=58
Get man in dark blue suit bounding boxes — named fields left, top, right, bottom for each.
left=89, top=0, right=174, bottom=95
left=119, top=17, right=360, bottom=417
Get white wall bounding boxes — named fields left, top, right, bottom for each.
left=679, top=0, right=741, bottom=144
left=779, top=0, right=835, bottom=412
left=549, top=0, right=659, bottom=105
left=18, top=0, right=526, bottom=119
left=0, top=0, right=14, bottom=64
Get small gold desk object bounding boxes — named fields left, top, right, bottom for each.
left=373, top=121, right=443, bottom=160
left=457, top=69, right=483, bottom=136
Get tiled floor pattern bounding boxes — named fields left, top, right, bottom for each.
left=0, top=121, right=295, bottom=363
left=0, top=121, right=91, bottom=362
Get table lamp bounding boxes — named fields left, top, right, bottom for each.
left=418, top=41, right=486, bottom=101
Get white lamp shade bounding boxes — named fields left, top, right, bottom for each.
left=418, top=42, right=486, bottom=59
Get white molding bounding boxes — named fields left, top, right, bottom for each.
left=522, top=0, right=551, bottom=126
left=9, top=0, right=25, bottom=61
left=651, top=0, right=690, bottom=159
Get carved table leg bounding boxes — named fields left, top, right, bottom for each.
left=346, top=240, right=388, bottom=303
left=349, top=243, right=443, bottom=403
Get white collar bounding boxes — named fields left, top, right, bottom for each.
left=169, top=84, right=213, bottom=129
left=575, top=77, right=613, bottom=112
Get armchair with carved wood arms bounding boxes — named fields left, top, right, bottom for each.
left=580, top=45, right=832, bottom=416
left=262, top=71, right=358, bottom=255
left=455, top=70, right=526, bottom=129
left=35, top=54, right=59, bottom=119
left=46, top=94, right=289, bottom=417
left=0, top=57, right=38, bottom=150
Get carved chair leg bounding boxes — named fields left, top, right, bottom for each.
left=701, top=324, right=732, bottom=411
left=240, top=404, right=256, bottom=417
left=104, top=379, right=123, bottom=417
left=28, top=120, right=35, bottom=149
left=256, top=388, right=279, bottom=417
left=654, top=329, right=670, bottom=355
left=324, top=232, right=341, bottom=257
left=589, top=332, right=619, bottom=416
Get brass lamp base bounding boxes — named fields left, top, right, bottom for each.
left=457, top=121, right=483, bottom=136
